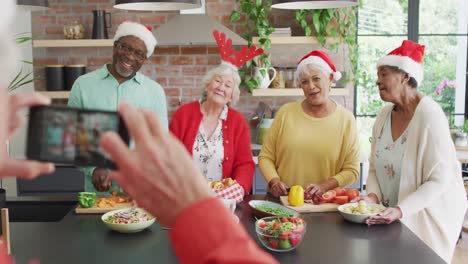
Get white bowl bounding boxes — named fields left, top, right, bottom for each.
left=101, top=208, right=155, bottom=233
left=338, top=203, right=386, bottom=224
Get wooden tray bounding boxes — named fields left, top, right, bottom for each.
left=280, top=196, right=339, bottom=213
left=75, top=196, right=134, bottom=214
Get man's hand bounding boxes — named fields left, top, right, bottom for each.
left=92, top=168, right=111, bottom=192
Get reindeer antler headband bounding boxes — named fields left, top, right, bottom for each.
left=213, top=30, right=264, bottom=70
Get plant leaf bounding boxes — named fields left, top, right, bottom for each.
left=230, top=11, right=242, bottom=22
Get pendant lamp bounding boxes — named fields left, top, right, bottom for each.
left=114, top=0, right=201, bottom=11
left=16, top=0, right=49, bottom=11
left=272, top=0, right=358, bottom=9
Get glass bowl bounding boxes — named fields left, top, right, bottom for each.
left=255, top=216, right=306, bottom=252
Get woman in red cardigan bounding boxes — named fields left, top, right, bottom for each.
left=169, top=64, right=254, bottom=194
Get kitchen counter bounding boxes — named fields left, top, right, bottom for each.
left=9, top=195, right=444, bottom=264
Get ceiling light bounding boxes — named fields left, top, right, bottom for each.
left=272, top=0, right=358, bottom=10
left=17, top=0, right=50, bottom=12
left=114, top=0, right=201, bottom=11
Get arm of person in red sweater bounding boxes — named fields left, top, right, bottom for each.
left=231, top=120, right=255, bottom=194
left=170, top=198, right=278, bottom=264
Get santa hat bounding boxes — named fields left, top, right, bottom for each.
left=213, top=30, right=263, bottom=70
left=297, top=50, right=342, bottom=81
left=113, top=21, right=157, bottom=58
left=377, top=40, right=425, bottom=86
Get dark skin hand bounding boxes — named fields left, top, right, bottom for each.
left=92, top=168, right=111, bottom=192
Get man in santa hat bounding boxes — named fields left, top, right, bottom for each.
left=68, top=21, right=168, bottom=194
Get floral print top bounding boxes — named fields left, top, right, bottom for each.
left=192, top=102, right=228, bottom=182
left=374, top=111, right=411, bottom=207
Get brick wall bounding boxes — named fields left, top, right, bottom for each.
left=32, top=0, right=354, bottom=120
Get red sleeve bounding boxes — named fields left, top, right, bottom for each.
left=231, top=118, right=255, bottom=194
left=170, top=198, right=278, bottom=264
left=0, top=242, right=12, bottom=264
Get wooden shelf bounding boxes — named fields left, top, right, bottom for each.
left=252, top=36, right=338, bottom=45
left=251, top=88, right=348, bottom=97
left=38, top=91, right=70, bottom=99
left=33, top=39, right=113, bottom=48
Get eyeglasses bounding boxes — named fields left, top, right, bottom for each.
left=116, top=43, right=146, bottom=61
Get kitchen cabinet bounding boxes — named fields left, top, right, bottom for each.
left=252, top=165, right=267, bottom=194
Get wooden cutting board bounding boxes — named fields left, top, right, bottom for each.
left=280, top=196, right=339, bottom=213
left=75, top=196, right=135, bottom=214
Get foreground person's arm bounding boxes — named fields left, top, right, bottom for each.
left=100, top=102, right=277, bottom=264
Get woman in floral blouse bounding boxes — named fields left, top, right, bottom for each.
left=169, top=64, right=254, bottom=195
left=354, top=40, right=466, bottom=263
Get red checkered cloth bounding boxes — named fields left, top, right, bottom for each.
left=213, top=183, right=244, bottom=204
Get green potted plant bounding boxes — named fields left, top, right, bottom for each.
left=9, top=34, right=34, bottom=92
left=294, top=6, right=359, bottom=84
left=230, top=0, right=275, bottom=92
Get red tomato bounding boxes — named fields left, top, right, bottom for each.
left=335, top=196, right=349, bottom=205
left=346, top=189, right=360, bottom=201
left=321, top=190, right=336, bottom=203
left=334, top=188, right=347, bottom=196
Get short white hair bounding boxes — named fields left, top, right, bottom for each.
left=201, top=64, right=241, bottom=106
left=295, top=64, right=333, bottom=87
left=0, top=0, right=18, bottom=88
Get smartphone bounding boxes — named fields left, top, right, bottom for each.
left=26, top=105, right=129, bottom=169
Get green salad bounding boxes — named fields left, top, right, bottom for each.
left=255, top=205, right=294, bottom=217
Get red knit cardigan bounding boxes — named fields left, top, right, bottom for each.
left=169, top=101, right=254, bottom=194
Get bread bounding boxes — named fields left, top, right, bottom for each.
left=208, top=177, right=237, bottom=190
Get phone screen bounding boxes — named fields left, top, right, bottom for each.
left=27, top=106, right=129, bottom=168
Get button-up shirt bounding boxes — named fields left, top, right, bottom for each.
left=68, top=64, right=168, bottom=194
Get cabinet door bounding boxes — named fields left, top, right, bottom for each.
left=253, top=165, right=267, bottom=194
left=17, top=166, right=84, bottom=194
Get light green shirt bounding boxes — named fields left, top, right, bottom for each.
left=68, top=65, right=168, bottom=194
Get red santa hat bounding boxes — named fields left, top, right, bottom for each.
left=113, top=21, right=157, bottom=58
left=297, top=50, right=342, bottom=81
left=377, top=40, right=425, bottom=86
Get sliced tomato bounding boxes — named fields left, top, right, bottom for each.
left=334, top=188, right=347, bottom=196
left=335, top=195, right=349, bottom=205
left=346, top=189, right=360, bottom=201
left=312, top=195, right=325, bottom=205
left=321, top=190, right=336, bottom=203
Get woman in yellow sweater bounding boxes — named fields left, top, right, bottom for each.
left=259, top=50, right=360, bottom=198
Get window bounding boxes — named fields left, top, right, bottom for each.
left=355, top=0, right=468, bottom=156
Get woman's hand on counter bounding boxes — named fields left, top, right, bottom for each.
left=269, top=178, right=289, bottom=197
left=366, top=207, right=402, bottom=225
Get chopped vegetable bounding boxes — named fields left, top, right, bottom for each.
left=78, top=192, right=96, bottom=208
left=105, top=210, right=151, bottom=224
left=255, top=205, right=294, bottom=217
left=256, top=216, right=306, bottom=250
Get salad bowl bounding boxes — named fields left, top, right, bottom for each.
left=101, top=207, right=155, bottom=233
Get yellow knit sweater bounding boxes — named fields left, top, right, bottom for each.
left=259, top=100, right=360, bottom=188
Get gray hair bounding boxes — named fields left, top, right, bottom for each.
left=295, top=64, right=333, bottom=87
left=200, top=64, right=241, bottom=106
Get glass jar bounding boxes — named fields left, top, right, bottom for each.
left=455, top=132, right=468, bottom=147
left=63, top=21, right=85, bottom=39
left=285, top=67, right=296, bottom=88
left=271, top=67, right=285, bottom=88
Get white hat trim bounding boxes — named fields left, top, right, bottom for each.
left=377, top=54, right=423, bottom=86
left=297, top=56, right=342, bottom=81
left=113, top=22, right=157, bottom=58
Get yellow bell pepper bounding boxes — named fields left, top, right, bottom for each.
left=288, top=185, right=304, bottom=206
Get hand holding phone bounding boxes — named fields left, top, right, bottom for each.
left=27, top=105, right=130, bottom=168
